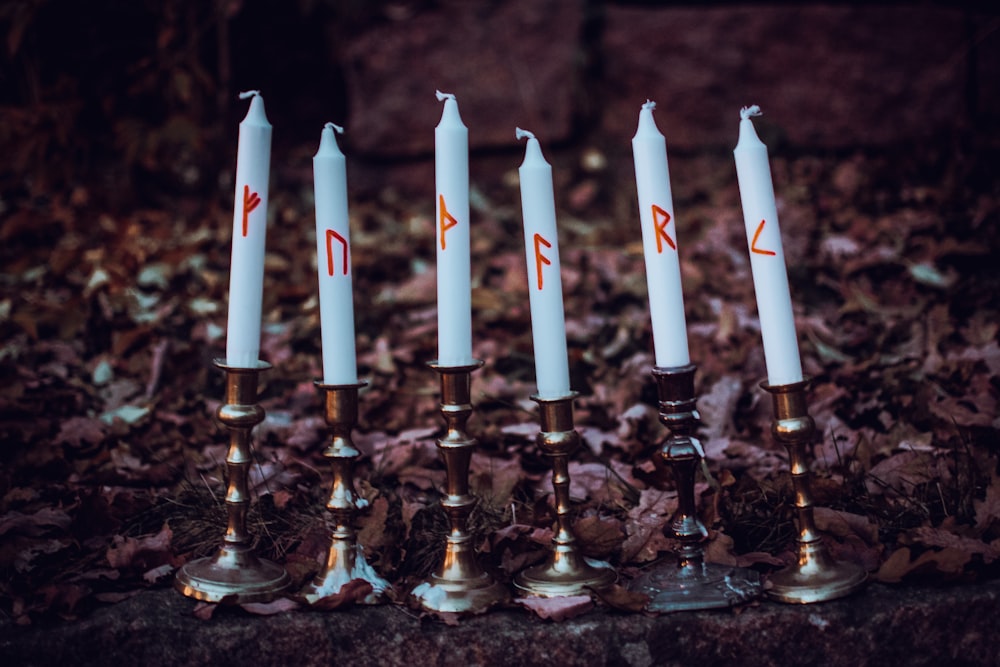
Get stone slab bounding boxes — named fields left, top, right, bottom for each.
left=2, top=580, right=998, bottom=666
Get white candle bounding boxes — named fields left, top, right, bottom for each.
left=631, top=100, right=690, bottom=368
left=434, top=91, right=473, bottom=366
left=516, top=128, right=571, bottom=399
left=225, top=90, right=272, bottom=367
left=314, top=122, right=358, bottom=384
left=733, top=106, right=803, bottom=385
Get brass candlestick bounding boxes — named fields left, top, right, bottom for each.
left=409, top=361, right=508, bottom=614
left=175, top=360, right=291, bottom=603
left=762, top=379, right=867, bottom=604
left=514, top=393, right=616, bottom=597
left=628, top=365, right=760, bottom=611
left=300, top=381, right=389, bottom=604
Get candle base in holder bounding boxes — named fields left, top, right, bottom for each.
left=627, top=365, right=760, bottom=612
left=175, top=360, right=291, bottom=604
left=409, top=362, right=508, bottom=614
left=514, top=393, right=616, bottom=598
left=762, top=380, right=866, bottom=604
left=299, top=382, right=389, bottom=605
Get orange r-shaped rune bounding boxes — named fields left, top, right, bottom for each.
left=533, top=233, right=552, bottom=291
left=651, top=204, right=676, bottom=253
left=439, top=194, right=459, bottom=250
left=242, top=185, right=262, bottom=237
left=751, top=219, right=777, bottom=256
left=326, top=229, right=348, bottom=276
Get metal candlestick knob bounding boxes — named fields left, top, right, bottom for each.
left=175, top=360, right=291, bottom=603
left=514, top=392, right=616, bottom=597
left=409, top=361, right=508, bottom=614
left=762, top=380, right=867, bottom=604
left=628, top=365, right=760, bottom=611
left=300, top=381, right=389, bottom=604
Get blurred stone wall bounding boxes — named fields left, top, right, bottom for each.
left=339, top=1, right=998, bottom=157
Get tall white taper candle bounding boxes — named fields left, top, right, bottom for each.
left=733, top=106, right=803, bottom=385
left=226, top=90, right=271, bottom=367
left=314, top=122, right=358, bottom=384
left=516, top=128, right=571, bottom=399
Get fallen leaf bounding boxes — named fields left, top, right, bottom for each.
left=515, top=594, right=593, bottom=621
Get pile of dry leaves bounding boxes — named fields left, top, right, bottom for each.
left=1, top=129, right=998, bottom=625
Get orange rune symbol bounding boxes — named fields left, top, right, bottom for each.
left=438, top=194, right=459, bottom=250
left=242, top=185, right=262, bottom=237
left=533, top=233, right=552, bottom=291
left=750, top=219, right=777, bottom=256
left=325, top=229, right=348, bottom=276
left=651, top=204, right=676, bottom=253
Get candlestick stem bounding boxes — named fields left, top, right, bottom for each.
left=409, top=361, right=508, bottom=614
left=514, top=393, right=616, bottom=597
left=762, top=380, right=866, bottom=603
left=628, top=365, right=760, bottom=611
left=175, top=360, right=291, bottom=603
left=301, top=381, right=389, bottom=604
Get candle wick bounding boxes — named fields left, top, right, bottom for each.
left=643, top=99, right=656, bottom=111
left=325, top=122, right=344, bottom=134
left=435, top=90, right=456, bottom=102
left=515, top=127, right=535, bottom=141
left=740, top=105, right=762, bottom=120
left=238, top=90, right=261, bottom=100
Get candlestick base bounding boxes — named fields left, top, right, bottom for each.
left=514, top=393, right=616, bottom=598
left=300, top=382, right=389, bottom=605
left=762, top=380, right=866, bottom=604
left=174, top=360, right=291, bottom=604
left=409, top=362, right=509, bottom=614
left=176, top=549, right=292, bottom=604
left=626, top=366, right=760, bottom=612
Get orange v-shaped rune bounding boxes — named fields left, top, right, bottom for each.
left=533, top=233, right=553, bottom=291
left=751, top=219, right=776, bottom=256
left=651, top=204, right=676, bottom=253
left=439, top=194, right=459, bottom=250
left=326, top=229, right=348, bottom=276
left=242, top=185, right=261, bottom=237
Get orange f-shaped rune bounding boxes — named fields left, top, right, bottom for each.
left=326, top=229, right=348, bottom=276
left=242, top=185, right=261, bottom=237
left=439, top=194, right=459, bottom=250
left=651, top=204, right=676, bottom=253
left=751, top=219, right=776, bottom=256
left=533, top=233, right=552, bottom=290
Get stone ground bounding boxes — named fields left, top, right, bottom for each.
left=2, top=580, right=999, bottom=666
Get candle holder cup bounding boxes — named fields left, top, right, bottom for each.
left=409, top=361, right=508, bottom=614
left=300, top=381, right=390, bottom=604
left=175, top=360, right=291, bottom=604
left=514, top=392, right=616, bottom=597
left=761, top=380, right=867, bottom=604
left=628, top=365, right=761, bottom=611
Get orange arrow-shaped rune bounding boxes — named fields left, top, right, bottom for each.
left=651, top=204, right=676, bottom=253
left=751, top=219, right=776, bottom=256
left=326, top=229, right=348, bottom=276
left=533, top=233, right=552, bottom=291
left=242, top=185, right=261, bottom=237
left=439, top=194, right=459, bottom=250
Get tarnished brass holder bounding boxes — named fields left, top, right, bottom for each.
left=409, top=361, right=508, bottom=613
left=300, top=381, right=389, bottom=604
left=762, top=379, right=867, bottom=604
left=514, top=392, right=616, bottom=597
left=628, top=365, right=761, bottom=611
left=175, top=360, right=291, bottom=603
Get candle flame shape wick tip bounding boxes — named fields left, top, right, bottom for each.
left=238, top=90, right=261, bottom=100
left=515, top=127, right=535, bottom=141
left=435, top=90, right=456, bottom=102
left=740, top=105, right=762, bottom=120
left=325, top=122, right=344, bottom=134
